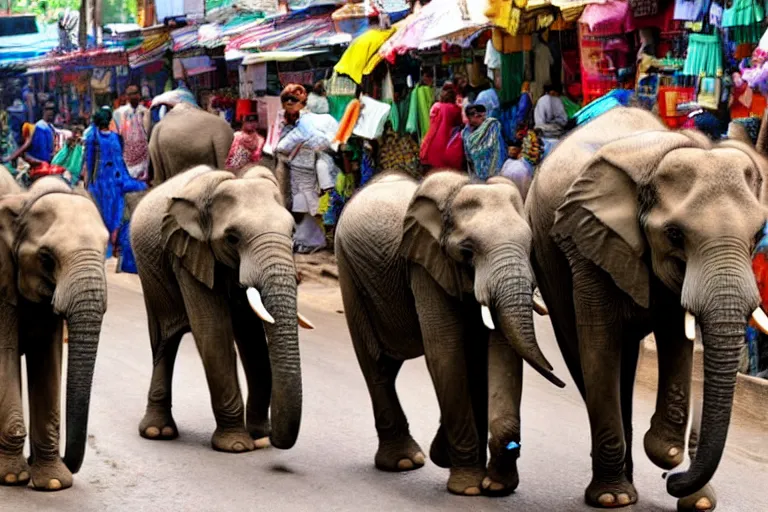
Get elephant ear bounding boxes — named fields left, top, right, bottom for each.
left=551, top=131, right=701, bottom=309
left=399, top=172, right=473, bottom=299
left=0, top=195, right=24, bottom=306
left=162, top=169, right=234, bottom=289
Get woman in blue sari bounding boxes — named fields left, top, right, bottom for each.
left=84, top=107, right=147, bottom=273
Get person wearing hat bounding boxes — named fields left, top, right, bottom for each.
left=462, top=102, right=507, bottom=180
left=225, top=112, right=265, bottom=172
left=4, top=101, right=57, bottom=168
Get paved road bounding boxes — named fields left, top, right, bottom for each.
left=4, top=272, right=767, bottom=511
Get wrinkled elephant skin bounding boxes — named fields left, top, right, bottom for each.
left=527, top=107, right=768, bottom=511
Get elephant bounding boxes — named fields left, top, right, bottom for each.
left=527, top=107, right=768, bottom=510
left=335, top=170, right=565, bottom=496
left=131, top=164, right=309, bottom=453
left=148, top=103, right=234, bottom=186
left=0, top=176, right=109, bottom=491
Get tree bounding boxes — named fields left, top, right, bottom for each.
left=12, top=0, right=136, bottom=25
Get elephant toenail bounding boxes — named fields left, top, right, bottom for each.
left=397, top=459, right=414, bottom=470
left=4, top=474, right=17, bottom=484
left=482, top=477, right=491, bottom=489
left=233, top=442, right=246, bottom=452
left=145, top=427, right=160, bottom=438
left=412, top=452, right=425, bottom=465
left=598, top=493, right=616, bottom=506
left=617, top=493, right=631, bottom=505
left=161, top=427, right=175, bottom=437
left=464, top=486, right=481, bottom=496
left=254, top=437, right=270, bottom=449
left=669, top=447, right=680, bottom=457
left=696, top=497, right=712, bottom=510
left=18, top=471, right=28, bottom=482
left=48, top=479, right=62, bottom=490
left=490, top=482, right=505, bottom=491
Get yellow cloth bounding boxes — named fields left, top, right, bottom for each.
left=492, top=28, right=531, bottom=53
left=486, top=0, right=528, bottom=36
left=334, top=28, right=397, bottom=84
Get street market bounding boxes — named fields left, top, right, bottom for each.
left=0, top=0, right=767, bottom=510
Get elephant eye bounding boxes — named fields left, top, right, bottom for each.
left=458, top=241, right=474, bottom=262
left=225, top=232, right=240, bottom=246
left=39, top=249, right=56, bottom=274
left=664, top=224, right=684, bottom=249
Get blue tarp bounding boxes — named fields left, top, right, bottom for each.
left=0, top=24, right=59, bottom=65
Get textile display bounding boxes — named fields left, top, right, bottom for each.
left=674, top=0, right=710, bottom=21
left=500, top=52, right=525, bottom=104
left=352, top=96, right=392, bottom=140
left=378, top=126, right=421, bottom=178
left=334, top=28, right=397, bottom=84
left=405, top=85, right=435, bottom=140
left=722, top=0, right=764, bottom=28
left=335, top=99, right=362, bottom=144
left=328, top=95, right=356, bottom=122
left=580, top=0, right=635, bottom=33
left=683, top=33, right=723, bottom=76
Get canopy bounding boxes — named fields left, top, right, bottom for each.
left=242, top=49, right=328, bottom=65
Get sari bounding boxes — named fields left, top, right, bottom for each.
left=463, top=118, right=506, bottom=181
left=420, top=102, right=463, bottom=168
left=226, top=130, right=265, bottom=171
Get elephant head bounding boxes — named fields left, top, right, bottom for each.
left=162, top=166, right=303, bottom=449
left=399, top=170, right=565, bottom=388
left=0, top=177, right=109, bottom=474
left=550, top=130, right=768, bottom=497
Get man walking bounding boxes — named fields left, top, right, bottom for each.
left=113, top=84, right=151, bottom=181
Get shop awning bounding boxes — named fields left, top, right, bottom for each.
left=241, top=49, right=329, bottom=65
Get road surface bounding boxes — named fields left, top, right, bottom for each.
left=4, top=271, right=767, bottom=511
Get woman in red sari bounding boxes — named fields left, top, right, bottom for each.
left=226, top=113, right=265, bottom=172
left=420, top=83, right=464, bottom=170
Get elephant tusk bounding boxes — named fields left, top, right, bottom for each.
left=684, top=311, right=696, bottom=341
left=481, top=305, right=495, bottom=330
left=297, top=311, right=315, bottom=330
left=751, top=307, right=768, bottom=335
left=247, top=287, right=275, bottom=324
left=532, top=289, right=549, bottom=316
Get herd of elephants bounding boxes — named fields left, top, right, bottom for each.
left=1, top=106, right=766, bottom=511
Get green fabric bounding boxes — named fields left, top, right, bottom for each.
left=52, top=144, right=84, bottom=182
left=328, top=95, right=355, bottom=122
left=561, top=96, right=581, bottom=119
left=683, top=33, right=723, bottom=76
left=500, top=52, right=524, bottom=104
left=397, top=90, right=411, bottom=134
left=722, top=0, right=764, bottom=28
left=730, top=23, right=762, bottom=44
left=406, top=85, right=434, bottom=140
left=385, top=99, right=399, bottom=132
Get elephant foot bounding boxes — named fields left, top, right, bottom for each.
left=30, top=458, right=73, bottom=492
left=429, top=426, right=451, bottom=469
left=0, top=453, right=30, bottom=486
left=585, top=476, right=638, bottom=508
left=447, top=466, right=485, bottom=496
left=247, top=418, right=270, bottom=441
left=483, top=439, right=520, bottom=497
left=139, top=407, right=178, bottom=441
left=375, top=436, right=425, bottom=472
left=677, top=484, right=716, bottom=512
left=211, top=428, right=256, bottom=453
left=644, top=420, right=685, bottom=470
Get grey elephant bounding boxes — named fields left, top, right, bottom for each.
left=527, top=107, right=768, bottom=511
left=0, top=177, right=109, bottom=491
left=148, top=103, right=234, bottom=186
left=131, top=165, right=311, bottom=453
left=335, top=171, right=564, bottom=496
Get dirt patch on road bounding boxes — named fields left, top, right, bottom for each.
left=296, top=250, right=339, bottom=286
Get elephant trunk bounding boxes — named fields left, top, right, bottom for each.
left=669, top=245, right=759, bottom=497
left=243, top=235, right=302, bottom=450
left=483, top=245, right=565, bottom=388
left=53, top=252, right=107, bottom=474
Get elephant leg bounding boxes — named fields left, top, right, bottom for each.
left=572, top=262, right=637, bottom=508
left=411, top=266, right=484, bottom=496
left=645, top=299, right=691, bottom=471
left=25, top=315, right=72, bottom=491
left=177, top=268, right=252, bottom=453
left=0, top=306, right=28, bottom=486
left=139, top=330, right=183, bottom=441
left=483, top=331, right=522, bottom=497
left=232, top=301, right=271, bottom=449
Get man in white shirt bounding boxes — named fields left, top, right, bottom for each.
left=113, top=84, right=151, bottom=181
left=534, top=84, right=569, bottom=139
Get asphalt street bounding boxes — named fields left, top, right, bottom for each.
left=3, top=270, right=767, bottom=512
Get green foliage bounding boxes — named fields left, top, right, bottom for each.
left=10, top=0, right=137, bottom=25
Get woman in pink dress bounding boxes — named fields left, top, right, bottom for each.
left=226, top=113, right=265, bottom=172
left=419, top=83, right=464, bottom=170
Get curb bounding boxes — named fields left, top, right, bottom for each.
left=636, top=336, right=768, bottom=424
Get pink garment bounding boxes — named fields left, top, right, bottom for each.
left=420, top=102, right=463, bottom=168
left=580, top=0, right=635, bottom=34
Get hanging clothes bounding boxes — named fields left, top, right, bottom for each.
left=500, top=52, right=525, bottom=104
left=334, top=28, right=397, bottom=84
left=683, top=33, right=723, bottom=76
left=530, top=34, right=554, bottom=102
left=405, top=85, right=435, bottom=140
